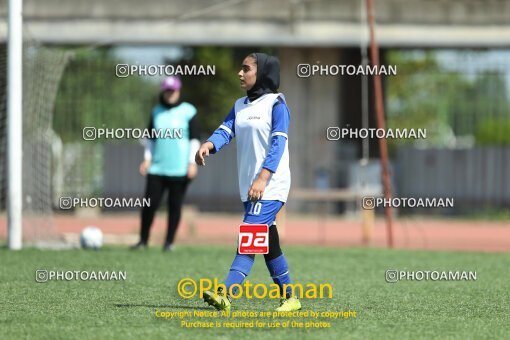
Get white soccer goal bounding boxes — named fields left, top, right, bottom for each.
left=3, top=0, right=71, bottom=248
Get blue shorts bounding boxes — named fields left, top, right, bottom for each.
left=242, top=200, right=284, bottom=226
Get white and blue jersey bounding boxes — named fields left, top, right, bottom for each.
left=207, top=93, right=291, bottom=224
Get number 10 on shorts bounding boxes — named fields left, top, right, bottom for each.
left=238, top=224, right=269, bottom=254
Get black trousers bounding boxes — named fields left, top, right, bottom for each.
left=140, top=174, right=190, bottom=245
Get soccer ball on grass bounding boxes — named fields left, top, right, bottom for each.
left=80, top=226, right=103, bottom=250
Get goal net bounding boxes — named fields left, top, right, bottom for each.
left=0, top=38, right=71, bottom=244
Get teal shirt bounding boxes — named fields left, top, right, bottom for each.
left=148, top=102, right=197, bottom=177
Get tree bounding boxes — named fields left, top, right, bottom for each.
left=385, top=50, right=510, bottom=146
left=53, top=48, right=158, bottom=143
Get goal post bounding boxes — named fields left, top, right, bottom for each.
left=7, top=0, right=23, bottom=250
left=5, top=0, right=68, bottom=249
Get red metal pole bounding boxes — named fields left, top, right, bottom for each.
left=366, top=0, right=394, bottom=248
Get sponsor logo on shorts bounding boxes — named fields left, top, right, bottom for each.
left=238, top=224, right=269, bottom=254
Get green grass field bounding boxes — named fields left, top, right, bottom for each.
left=1, top=245, right=509, bottom=339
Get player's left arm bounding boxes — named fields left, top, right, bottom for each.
left=248, top=99, right=290, bottom=201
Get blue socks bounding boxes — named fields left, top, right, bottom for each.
left=266, top=254, right=292, bottom=298
left=225, top=254, right=254, bottom=295
left=224, top=254, right=293, bottom=298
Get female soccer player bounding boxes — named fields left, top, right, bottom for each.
left=195, top=53, right=301, bottom=312
left=132, top=76, right=200, bottom=252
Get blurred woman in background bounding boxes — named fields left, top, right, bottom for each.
left=133, top=76, right=200, bottom=252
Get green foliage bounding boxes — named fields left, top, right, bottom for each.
left=53, top=47, right=269, bottom=141
left=179, top=47, right=245, bottom=134
left=54, top=48, right=159, bottom=143
left=475, top=118, right=510, bottom=145
left=386, top=50, right=510, bottom=146
left=177, top=46, right=275, bottom=134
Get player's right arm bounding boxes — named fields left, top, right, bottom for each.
left=196, top=105, right=236, bottom=166
left=195, top=141, right=213, bottom=166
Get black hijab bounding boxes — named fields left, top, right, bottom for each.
left=159, top=91, right=181, bottom=109
left=246, top=53, right=280, bottom=102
